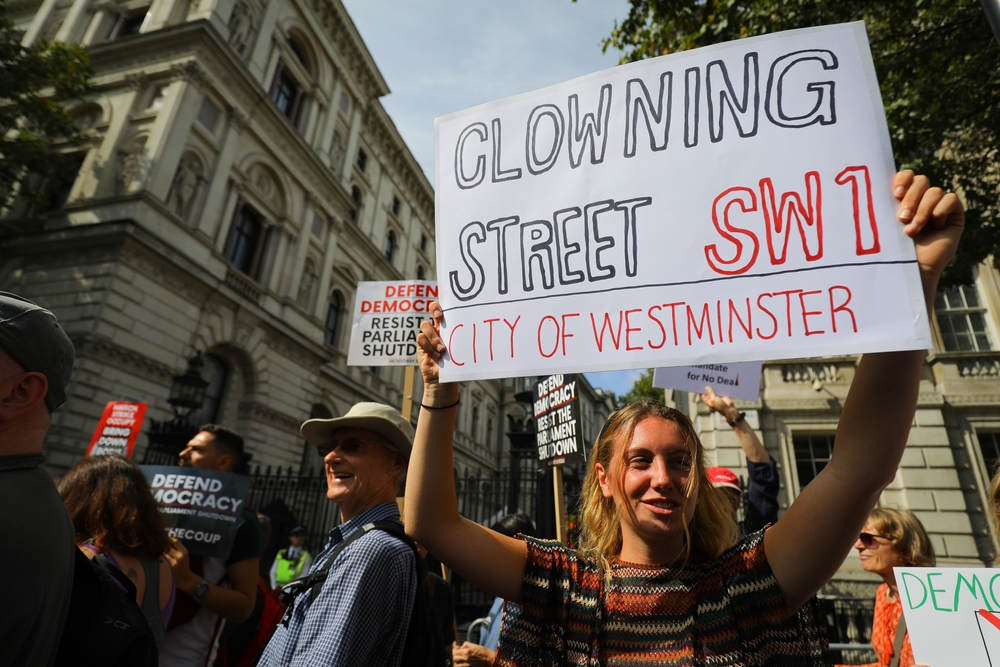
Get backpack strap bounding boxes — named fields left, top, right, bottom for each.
left=278, top=522, right=383, bottom=626
left=137, top=556, right=167, bottom=650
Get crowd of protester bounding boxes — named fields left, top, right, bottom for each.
left=0, top=170, right=973, bottom=666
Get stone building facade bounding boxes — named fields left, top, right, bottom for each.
left=3, top=0, right=614, bottom=479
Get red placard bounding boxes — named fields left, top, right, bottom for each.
left=86, top=401, right=148, bottom=458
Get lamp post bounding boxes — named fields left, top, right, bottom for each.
left=143, top=353, right=209, bottom=465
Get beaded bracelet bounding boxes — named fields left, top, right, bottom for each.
left=420, top=399, right=460, bottom=410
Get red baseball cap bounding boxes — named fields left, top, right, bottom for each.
left=706, top=467, right=741, bottom=492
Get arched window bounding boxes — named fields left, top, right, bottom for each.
left=347, top=186, right=362, bottom=222
left=188, top=353, right=229, bottom=426
left=325, top=291, right=344, bottom=346
left=226, top=204, right=265, bottom=278
left=416, top=264, right=425, bottom=280
left=471, top=405, right=480, bottom=440
left=287, top=37, right=310, bottom=73
left=384, top=230, right=396, bottom=263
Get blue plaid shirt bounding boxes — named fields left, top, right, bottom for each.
left=258, top=502, right=417, bottom=667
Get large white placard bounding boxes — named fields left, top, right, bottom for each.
left=434, top=22, right=931, bottom=382
left=653, top=361, right=762, bottom=401
left=897, top=567, right=1000, bottom=666
left=347, top=281, right=437, bottom=366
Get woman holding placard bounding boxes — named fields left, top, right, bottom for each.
left=408, top=170, right=963, bottom=666
left=839, top=509, right=935, bottom=667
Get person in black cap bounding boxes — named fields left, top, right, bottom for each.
left=268, top=524, right=313, bottom=590
left=0, top=292, right=77, bottom=667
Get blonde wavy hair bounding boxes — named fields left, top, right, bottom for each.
left=867, top=507, right=936, bottom=567
left=577, top=399, right=738, bottom=575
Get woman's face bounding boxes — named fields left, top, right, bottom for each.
left=854, top=520, right=907, bottom=577
left=597, top=416, right=698, bottom=562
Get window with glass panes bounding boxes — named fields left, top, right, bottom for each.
left=271, top=70, right=300, bottom=120
left=227, top=206, right=263, bottom=276
left=935, top=285, right=992, bottom=352
left=792, top=433, right=835, bottom=487
left=324, top=291, right=343, bottom=346
left=978, top=431, right=1000, bottom=476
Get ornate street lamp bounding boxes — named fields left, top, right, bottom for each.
left=143, top=352, right=209, bottom=465
left=167, top=352, right=209, bottom=420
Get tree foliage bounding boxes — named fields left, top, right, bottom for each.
left=618, top=369, right=666, bottom=407
left=599, top=0, right=1000, bottom=286
left=0, top=0, right=91, bottom=208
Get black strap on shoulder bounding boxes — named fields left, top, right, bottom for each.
left=278, top=520, right=424, bottom=626
left=93, top=553, right=140, bottom=602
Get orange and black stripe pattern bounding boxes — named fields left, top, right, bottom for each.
left=495, top=530, right=830, bottom=666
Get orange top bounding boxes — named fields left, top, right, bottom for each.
left=841, top=583, right=913, bottom=667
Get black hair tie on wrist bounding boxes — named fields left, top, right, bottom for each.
left=420, top=400, right=460, bottom=410
left=727, top=411, right=747, bottom=428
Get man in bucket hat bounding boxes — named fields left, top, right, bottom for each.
left=258, top=402, right=419, bottom=667
left=0, top=292, right=77, bottom=666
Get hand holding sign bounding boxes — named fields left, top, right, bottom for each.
left=893, top=170, right=965, bottom=300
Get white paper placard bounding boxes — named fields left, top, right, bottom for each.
left=653, top=361, right=762, bottom=401
left=347, top=281, right=437, bottom=366
left=897, top=566, right=1000, bottom=666
left=434, top=22, right=931, bottom=382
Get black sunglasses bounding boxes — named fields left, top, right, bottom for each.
left=858, top=532, right=889, bottom=548
left=317, top=438, right=382, bottom=458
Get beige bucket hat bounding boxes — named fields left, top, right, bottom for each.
left=300, top=402, right=414, bottom=460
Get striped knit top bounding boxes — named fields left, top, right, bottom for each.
left=494, top=529, right=830, bottom=666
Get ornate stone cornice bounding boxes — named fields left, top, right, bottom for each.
left=169, top=60, right=211, bottom=89
left=86, top=21, right=353, bottom=214
left=72, top=333, right=175, bottom=386
left=237, top=401, right=302, bottom=431
left=120, top=241, right=209, bottom=304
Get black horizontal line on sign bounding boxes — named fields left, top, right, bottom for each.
left=444, top=259, right=918, bottom=312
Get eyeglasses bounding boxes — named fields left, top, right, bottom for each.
left=317, top=438, right=382, bottom=458
left=858, top=532, right=890, bottom=548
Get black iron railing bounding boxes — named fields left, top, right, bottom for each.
left=819, top=596, right=877, bottom=664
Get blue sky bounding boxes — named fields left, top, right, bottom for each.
left=341, top=0, right=641, bottom=398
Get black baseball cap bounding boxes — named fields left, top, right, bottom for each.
left=0, top=292, right=75, bottom=412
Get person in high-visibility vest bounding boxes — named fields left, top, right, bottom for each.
left=269, top=525, right=312, bottom=589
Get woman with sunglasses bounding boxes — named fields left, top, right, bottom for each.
left=843, top=509, right=935, bottom=667
left=407, top=170, right=963, bottom=666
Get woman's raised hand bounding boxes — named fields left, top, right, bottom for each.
left=417, top=301, right=448, bottom=388
left=894, top=170, right=965, bottom=288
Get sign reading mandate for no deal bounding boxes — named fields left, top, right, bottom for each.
left=434, top=22, right=931, bottom=383
left=897, top=566, right=1000, bottom=666
left=348, top=281, right=437, bottom=366
left=534, top=374, right=585, bottom=466
left=653, top=361, right=763, bottom=402
left=143, top=465, right=250, bottom=558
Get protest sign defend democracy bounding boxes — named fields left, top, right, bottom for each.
left=348, top=281, right=437, bottom=366
left=433, top=22, right=931, bottom=382
left=897, top=566, right=1000, bottom=666
left=144, top=465, right=250, bottom=558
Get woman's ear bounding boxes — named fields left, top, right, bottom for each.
left=595, top=463, right=614, bottom=500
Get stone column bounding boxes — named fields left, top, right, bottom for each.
left=144, top=62, right=208, bottom=203
left=198, top=108, right=248, bottom=241
left=314, top=219, right=340, bottom=320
